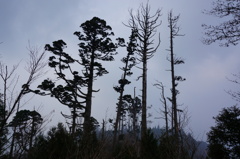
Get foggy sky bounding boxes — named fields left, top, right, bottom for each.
left=0, top=0, right=239, bottom=141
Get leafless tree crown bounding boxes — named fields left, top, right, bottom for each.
left=202, top=0, right=240, bottom=46
left=126, top=3, right=162, bottom=61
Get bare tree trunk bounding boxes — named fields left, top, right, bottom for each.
left=9, top=100, right=21, bottom=158
left=101, top=119, right=105, bottom=140
left=167, top=10, right=185, bottom=158
left=72, top=105, right=76, bottom=135
left=154, top=82, right=169, bottom=136
left=126, top=4, right=161, bottom=158
left=29, top=115, right=35, bottom=149
left=170, top=19, right=179, bottom=136
left=9, top=125, right=16, bottom=158
left=133, top=87, right=137, bottom=138
left=113, top=32, right=137, bottom=147
left=83, top=51, right=94, bottom=136
left=113, top=89, right=124, bottom=147
left=0, top=46, right=45, bottom=134
left=126, top=3, right=161, bottom=139
left=141, top=56, right=147, bottom=139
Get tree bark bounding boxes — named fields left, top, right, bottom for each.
left=83, top=51, right=94, bottom=135
left=141, top=55, right=147, bottom=139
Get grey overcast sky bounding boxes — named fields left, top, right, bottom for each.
left=0, top=0, right=239, bottom=141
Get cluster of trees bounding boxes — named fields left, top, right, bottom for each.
left=203, top=0, right=240, bottom=158
left=0, top=0, right=239, bottom=158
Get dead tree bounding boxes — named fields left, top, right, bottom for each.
left=167, top=10, right=185, bottom=136
left=154, top=81, right=169, bottom=136
left=126, top=3, right=161, bottom=139
left=0, top=45, right=46, bottom=135
left=202, top=0, right=240, bottom=46
left=167, top=10, right=186, bottom=158
left=0, top=45, right=46, bottom=158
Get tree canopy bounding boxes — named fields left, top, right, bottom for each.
left=207, top=105, right=240, bottom=158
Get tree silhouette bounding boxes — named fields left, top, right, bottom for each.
left=164, top=11, right=186, bottom=158
left=126, top=2, right=161, bottom=139
left=36, top=17, right=118, bottom=138
left=38, top=40, right=85, bottom=135
left=154, top=81, right=169, bottom=136
left=207, top=105, right=240, bottom=158
left=74, top=17, right=117, bottom=136
left=127, top=94, right=142, bottom=138
left=202, top=0, right=240, bottom=46
left=0, top=94, right=8, bottom=157
left=8, top=109, right=43, bottom=158
left=29, top=123, right=77, bottom=159
left=0, top=46, right=46, bottom=137
left=113, top=29, right=138, bottom=147
left=167, top=10, right=185, bottom=137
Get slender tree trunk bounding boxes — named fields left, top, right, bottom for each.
left=168, top=11, right=183, bottom=158
left=141, top=53, right=147, bottom=139
left=9, top=126, right=16, bottom=158
left=121, top=115, right=124, bottom=134
left=113, top=94, right=123, bottom=146
left=83, top=51, right=94, bottom=135
left=29, top=118, right=35, bottom=149
left=9, top=101, right=20, bottom=158
left=170, top=16, right=178, bottom=137
left=3, top=66, right=7, bottom=126
left=113, top=52, right=131, bottom=147
left=72, top=105, right=76, bottom=135
left=165, top=106, right=169, bottom=136
left=161, top=84, right=169, bottom=136
left=101, top=119, right=105, bottom=140
left=133, top=87, right=137, bottom=138
left=126, top=4, right=161, bottom=158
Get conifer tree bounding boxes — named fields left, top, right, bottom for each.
left=207, top=105, right=240, bottom=158
left=74, top=17, right=117, bottom=136
left=113, top=29, right=138, bottom=146
left=37, top=17, right=118, bottom=138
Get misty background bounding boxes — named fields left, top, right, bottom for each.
left=0, top=0, right=239, bottom=141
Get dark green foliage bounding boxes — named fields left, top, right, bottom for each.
left=29, top=121, right=100, bottom=159
left=141, top=129, right=159, bottom=159
left=36, top=39, right=86, bottom=135
left=29, top=123, right=77, bottom=159
left=78, top=117, right=99, bottom=159
left=8, top=109, right=43, bottom=157
left=28, top=134, right=48, bottom=159
left=9, top=110, right=42, bottom=128
left=74, top=17, right=117, bottom=136
left=124, top=95, right=142, bottom=135
left=207, top=105, right=240, bottom=158
left=207, top=143, right=228, bottom=159
left=113, top=28, right=138, bottom=94
left=27, top=16, right=118, bottom=158
left=0, top=94, right=8, bottom=157
left=113, top=29, right=138, bottom=148
left=159, top=135, right=178, bottom=159
left=112, top=141, right=139, bottom=159
left=74, top=17, right=117, bottom=77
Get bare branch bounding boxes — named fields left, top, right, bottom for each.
left=0, top=45, right=47, bottom=134
left=202, top=0, right=240, bottom=46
